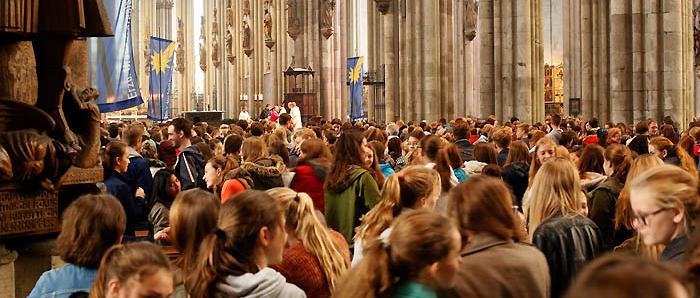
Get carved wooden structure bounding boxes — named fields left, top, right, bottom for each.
left=283, top=63, right=316, bottom=125
left=0, top=1, right=108, bottom=238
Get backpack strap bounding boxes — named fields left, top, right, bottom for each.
left=181, top=152, right=195, bottom=184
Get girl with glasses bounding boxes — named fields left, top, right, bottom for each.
left=629, top=165, right=700, bottom=262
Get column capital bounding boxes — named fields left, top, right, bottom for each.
left=156, top=0, right=174, bottom=10
left=375, top=0, right=392, bottom=14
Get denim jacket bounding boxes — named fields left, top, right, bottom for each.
left=29, top=263, right=97, bottom=298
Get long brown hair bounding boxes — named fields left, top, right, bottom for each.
left=650, top=136, right=697, bottom=177
left=90, top=242, right=172, bottom=298
left=355, top=166, right=441, bottom=243
left=420, top=135, right=453, bottom=192
left=445, top=143, right=464, bottom=169
left=604, top=144, right=633, bottom=184
left=578, top=143, right=605, bottom=177
left=367, top=141, right=386, bottom=188
left=505, top=140, right=530, bottom=166
left=241, top=136, right=268, bottom=162
left=333, top=209, right=458, bottom=298
left=57, top=194, right=125, bottom=269
left=186, top=190, right=285, bottom=297
left=473, top=142, right=498, bottom=164
left=325, top=129, right=367, bottom=192
left=206, top=155, right=227, bottom=198
left=298, top=138, right=332, bottom=167
left=449, top=175, right=526, bottom=243
left=170, top=189, right=220, bottom=282
left=266, top=188, right=349, bottom=290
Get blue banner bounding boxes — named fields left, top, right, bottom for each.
left=348, top=56, right=364, bottom=120
left=88, top=0, right=143, bottom=112
left=148, top=37, right=176, bottom=121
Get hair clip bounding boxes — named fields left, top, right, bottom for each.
left=213, top=227, right=227, bottom=239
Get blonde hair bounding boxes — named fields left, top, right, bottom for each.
left=630, top=165, right=700, bottom=234
left=616, top=154, right=665, bottom=230
left=528, top=157, right=582, bottom=240
left=607, top=128, right=621, bottom=143
left=241, top=136, right=267, bottom=162
left=274, top=127, right=288, bottom=145
left=266, top=188, right=348, bottom=290
left=293, top=128, right=317, bottom=142
left=529, top=137, right=558, bottom=186
left=334, top=209, right=457, bottom=298
left=355, top=166, right=441, bottom=243
left=556, top=145, right=570, bottom=160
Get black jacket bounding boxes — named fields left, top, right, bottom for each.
left=454, top=139, right=474, bottom=162
left=501, top=161, right=530, bottom=208
left=661, top=234, right=689, bottom=263
left=174, top=145, right=207, bottom=190
left=533, top=215, right=602, bottom=298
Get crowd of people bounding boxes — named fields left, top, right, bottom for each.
left=27, top=110, right=700, bottom=298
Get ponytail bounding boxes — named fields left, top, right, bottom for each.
left=334, top=210, right=457, bottom=298
left=291, top=192, right=348, bottom=289
left=675, top=146, right=697, bottom=177
left=185, top=233, right=232, bottom=297
left=420, top=135, right=453, bottom=191
left=355, top=166, right=441, bottom=245
left=187, top=190, right=284, bottom=297
left=434, top=146, right=453, bottom=192
left=605, top=144, right=633, bottom=184
left=336, top=238, right=393, bottom=298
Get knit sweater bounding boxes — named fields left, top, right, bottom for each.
left=271, top=230, right=349, bottom=298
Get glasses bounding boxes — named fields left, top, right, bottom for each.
left=632, top=208, right=669, bottom=227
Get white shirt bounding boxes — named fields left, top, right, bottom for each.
left=290, top=106, right=302, bottom=129
left=238, top=111, right=250, bottom=121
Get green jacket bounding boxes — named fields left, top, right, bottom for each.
left=324, top=168, right=381, bottom=245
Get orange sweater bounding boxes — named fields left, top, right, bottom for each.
left=271, top=230, right=349, bottom=298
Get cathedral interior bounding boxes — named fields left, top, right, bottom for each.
left=1, top=0, right=699, bottom=125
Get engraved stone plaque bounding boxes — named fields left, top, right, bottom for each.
left=0, top=189, right=58, bottom=237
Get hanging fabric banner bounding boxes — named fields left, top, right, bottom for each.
left=148, top=37, right=176, bottom=121
left=348, top=56, right=365, bottom=120
left=89, top=0, right=143, bottom=112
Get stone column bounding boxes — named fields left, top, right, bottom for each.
left=479, top=0, right=495, bottom=118
left=480, top=0, right=543, bottom=123
left=12, top=239, right=56, bottom=297
left=319, top=0, right=334, bottom=119
left=0, top=245, right=18, bottom=298
left=380, top=1, right=397, bottom=122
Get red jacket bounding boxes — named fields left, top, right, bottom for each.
left=291, top=163, right=326, bottom=213
left=583, top=135, right=599, bottom=146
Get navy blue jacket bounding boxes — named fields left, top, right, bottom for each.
left=104, top=170, right=139, bottom=236
left=174, top=145, right=207, bottom=190
left=125, top=147, right=154, bottom=202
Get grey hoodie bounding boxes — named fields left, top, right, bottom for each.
left=217, top=268, right=306, bottom=298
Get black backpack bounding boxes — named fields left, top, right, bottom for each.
left=259, top=108, right=270, bottom=120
